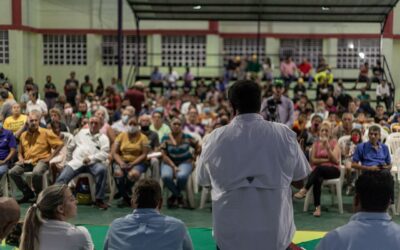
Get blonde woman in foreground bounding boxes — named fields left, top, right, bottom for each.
left=20, top=184, right=94, bottom=250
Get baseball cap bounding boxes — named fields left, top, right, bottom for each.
left=274, top=78, right=284, bottom=88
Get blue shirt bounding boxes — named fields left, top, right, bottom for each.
left=316, top=212, right=400, bottom=250
left=352, top=141, right=391, bottom=167
left=0, top=129, right=16, bottom=160
left=104, top=209, right=193, bottom=250
left=150, top=71, right=163, bottom=82
left=161, top=133, right=195, bottom=165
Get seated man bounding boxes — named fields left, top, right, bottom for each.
left=0, top=197, right=20, bottom=241
left=0, top=115, right=17, bottom=196
left=56, top=116, right=110, bottom=209
left=104, top=179, right=193, bottom=250
left=9, top=110, right=63, bottom=203
left=316, top=171, right=400, bottom=249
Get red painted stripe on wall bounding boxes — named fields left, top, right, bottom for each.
left=11, top=0, right=22, bottom=27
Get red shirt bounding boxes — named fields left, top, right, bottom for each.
left=105, top=94, right=122, bottom=111
left=298, top=63, right=312, bottom=75
left=124, top=89, right=145, bottom=114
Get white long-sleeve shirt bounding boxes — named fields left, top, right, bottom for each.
left=376, top=84, right=390, bottom=97
left=67, top=128, right=110, bottom=170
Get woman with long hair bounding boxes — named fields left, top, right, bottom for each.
left=294, top=122, right=341, bottom=217
left=20, top=184, right=94, bottom=250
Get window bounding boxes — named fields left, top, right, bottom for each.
left=102, top=35, right=147, bottom=66
left=0, top=31, right=9, bottom=64
left=43, top=35, right=87, bottom=65
left=161, top=35, right=206, bottom=67
left=337, top=39, right=380, bottom=69
left=279, top=39, right=323, bottom=67
left=223, top=38, right=265, bottom=60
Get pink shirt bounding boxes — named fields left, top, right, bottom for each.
left=312, top=139, right=339, bottom=170
left=280, top=61, right=297, bottom=76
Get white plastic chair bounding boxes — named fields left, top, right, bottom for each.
left=303, top=165, right=345, bottom=214
left=73, top=173, right=97, bottom=203
left=199, top=186, right=211, bottom=209
left=161, top=171, right=196, bottom=209
left=363, top=124, right=389, bottom=143
left=0, top=174, right=8, bottom=197
left=10, top=171, right=49, bottom=196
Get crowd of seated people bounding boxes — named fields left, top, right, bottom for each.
left=0, top=56, right=399, bottom=249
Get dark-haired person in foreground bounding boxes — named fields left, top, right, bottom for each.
left=316, top=171, right=400, bottom=249
left=197, top=80, right=311, bottom=250
left=104, top=179, right=193, bottom=250
left=0, top=197, right=20, bottom=241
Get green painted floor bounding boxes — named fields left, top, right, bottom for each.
left=4, top=188, right=400, bottom=250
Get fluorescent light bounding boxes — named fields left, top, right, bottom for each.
left=193, top=5, right=201, bottom=10
left=359, top=52, right=365, bottom=59
left=348, top=43, right=354, bottom=49
left=321, top=6, right=330, bottom=11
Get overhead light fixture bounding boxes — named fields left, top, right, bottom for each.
left=348, top=43, right=354, bottom=49
left=321, top=6, right=330, bottom=11
left=193, top=5, right=202, bottom=10
left=359, top=52, right=365, bottom=59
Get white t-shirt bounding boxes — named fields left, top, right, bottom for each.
left=196, top=113, right=311, bottom=250
left=39, top=220, right=94, bottom=250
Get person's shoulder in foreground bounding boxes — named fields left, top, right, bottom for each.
left=104, top=179, right=193, bottom=250
left=0, top=197, right=20, bottom=241
left=316, top=171, right=400, bottom=250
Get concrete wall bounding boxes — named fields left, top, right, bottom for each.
left=0, top=0, right=12, bottom=25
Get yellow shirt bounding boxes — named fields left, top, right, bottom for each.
left=115, top=132, right=149, bottom=162
left=20, top=127, right=63, bottom=165
left=4, top=114, right=27, bottom=134
left=0, top=92, right=15, bottom=107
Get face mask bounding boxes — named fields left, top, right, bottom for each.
left=351, top=135, right=360, bottom=143
left=313, top=123, right=320, bottom=129
left=122, top=115, right=129, bottom=125
left=203, top=107, right=211, bottom=114
left=141, top=125, right=150, bottom=131
left=127, top=125, right=139, bottom=134
left=64, top=108, right=73, bottom=115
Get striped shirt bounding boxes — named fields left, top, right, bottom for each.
left=161, top=133, right=195, bottom=165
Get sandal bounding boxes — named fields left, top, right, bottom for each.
left=294, top=189, right=307, bottom=199
left=313, top=207, right=321, bottom=217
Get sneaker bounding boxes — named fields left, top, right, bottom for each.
left=95, top=199, right=109, bottom=210
left=17, top=191, right=35, bottom=204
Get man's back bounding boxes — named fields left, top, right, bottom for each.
left=197, top=113, right=310, bottom=250
left=317, top=213, right=400, bottom=250
left=104, top=209, right=193, bottom=250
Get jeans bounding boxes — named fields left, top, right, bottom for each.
left=0, top=164, right=8, bottom=195
left=56, top=163, right=107, bottom=200
left=161, top=162, right=192, bottom=197
left=114, top=163, right=147, bottom=200
left=9, top=161, right=49, bottom=194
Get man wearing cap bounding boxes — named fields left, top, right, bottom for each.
left=261, top=79, right=295, bottom=128
left=124, top=82, right=145, bottom=115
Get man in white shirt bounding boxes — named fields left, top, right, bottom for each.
left=196, top=80, right=311, bottom=250
left=56, top=116, right=110, bottom=209
left=376, top=80, right=391, bottom=111
left=26, top=91, right=48, bottom=119
left=316, top=171, right=400, bottom=250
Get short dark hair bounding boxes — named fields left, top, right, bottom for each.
left=369, top=125, right=381, bottom=134
left=228, top=80, right=261, bottom=114
left=355, top=171, right=394, bottom=212
left=132, top=179, right=162, bottom=209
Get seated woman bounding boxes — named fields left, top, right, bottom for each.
left=161, top=118, right=201, bottom=208
left=19, top=184, right=94, bottom=250
left=112, top=116, right=149, bottom=207
left=294, top=122, right=341, bottom=217
left=94, top=109, right=116, bottom=143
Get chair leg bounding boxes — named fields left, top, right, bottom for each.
left=185, top=175, right=195, bottom=209
left=303, top=188, right=312, bottom=212
left=88, top=176, right=96, bottom=203
left=199, top=186, right=211, bottom=209
left=336, top=183, right=343, bottom=214
left=4, top=175, right=9, bottom=197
